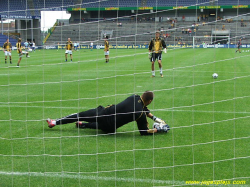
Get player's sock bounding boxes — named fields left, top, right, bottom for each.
left=10, top=61, right=12, bottom=64
left=160, top=68, right=163, bottom=75
left=152, top=71, right=155, bottom=77
left=5, top=59, right=7, bottom=64
left=65, top=59, right=67, bottom=62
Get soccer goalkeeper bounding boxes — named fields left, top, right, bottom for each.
left=148, top=31, right=167, bottom=78
left=46, top=91, right=170, bottom=135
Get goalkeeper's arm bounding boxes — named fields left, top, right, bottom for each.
left=147, top=113, right=166, bottom=124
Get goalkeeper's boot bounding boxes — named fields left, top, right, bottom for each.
left=75, top=121, right=86, bottom=129
left=46, top=118, right=56, bottom=128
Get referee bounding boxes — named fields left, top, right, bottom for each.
left=148, top=31, right=167, bottom=78
left=46, top=91, right=170, bottom=135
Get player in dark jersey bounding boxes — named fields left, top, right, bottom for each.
left=235, top=38, right=242, bottom=53
left=148, top=31, right=167, bottom=78
left=46, top=91, right=170, bottom=135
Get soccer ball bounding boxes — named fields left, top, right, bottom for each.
left=212, top=73, right=218, bottom=79
left=153, top=122, right=170, bottom=133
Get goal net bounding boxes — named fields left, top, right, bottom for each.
left=0, top=0, right=249, bottom=186
left=193, top=35, right=230, bottom=48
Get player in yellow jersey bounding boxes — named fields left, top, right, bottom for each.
left=16, top=38, right=29, bottom=67
left=148, top=31, right=167, bottom=77
left=104, top=36, right=109, bottom=63
left=3, top=39, right=12, bottom=64
left=65, top=38, right=73, bottom=62
left=16, top=38, right=23, bottom=67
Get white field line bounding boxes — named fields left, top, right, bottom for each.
left=0, top=171, right=184, bottom=185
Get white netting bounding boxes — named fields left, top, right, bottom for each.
left=0, top=0, right=249, bottom=186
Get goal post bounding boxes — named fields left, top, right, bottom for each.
left=193, top=35, right=230, bottom=49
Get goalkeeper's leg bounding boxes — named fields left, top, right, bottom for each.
left=56, top=107, right=102, bottom=125
left=47, top=106, right=104, bottom=127
left=158, top=60, right=163, bottom=77
left=151, top=61, right=155, bottom=77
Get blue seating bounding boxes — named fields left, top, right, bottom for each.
left=0, top=34, right=18, bottom=47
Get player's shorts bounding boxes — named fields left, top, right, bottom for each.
left=18, top=53, right=23, bottom=58
left=104, top=51, right=109, bottom=55
left=151, top=53, right=162, bottom=62
left=65, top=50, right=72, bottom=54
left=5, top=51, right=11, bottom=56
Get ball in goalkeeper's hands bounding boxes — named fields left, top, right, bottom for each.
left=153, top=122, right=170, bottom=133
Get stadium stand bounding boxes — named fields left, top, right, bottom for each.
left=33, top=0, right=75, bottom=9
left=1, top=0, right=249, bottom=46
left=0, top=0, right=29, bottom=16
left=45, top=17, right=250, bottom=46
left=0, top=0, right=248, bottom=17
left=0, top=34, right=18, bottom=47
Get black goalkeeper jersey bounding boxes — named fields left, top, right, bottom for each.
left=98, top=94, right=151, bottom=134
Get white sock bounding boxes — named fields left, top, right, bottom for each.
left=52, top=120, right=56, bottom=125
left=152, top=71, right=155, bottom=76
left=160, top=68, right=163, bottom=74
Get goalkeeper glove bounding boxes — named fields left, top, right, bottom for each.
left=153, top=123, right=163, bottom=132
left=148, top=52, right=152, bottom=59
left=164, top=48, right=167, bottom=53
left=152, top=116, right=166, bottom=124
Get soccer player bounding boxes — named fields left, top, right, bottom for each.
left=148, top=31, right=167, bottom=77
left=16, top=38, right=30, bottom=67
left=24, top=40, right=29, bottom=50
left=16, top=38, right=23, bottom=67
left=235, top=38, right=242, bottom=53
left=104, top=36, right=109, bottom=63
left=46, top=91, right=170, bottom=135
left=3, top=39, right=12, bottom=64
left=65, top=38, right=73, bottom=61
left=90, top=42, right=93, bottom=51
left=74, top=42, right=77, bottom=51
left=32, top=41, right=36, bottom=52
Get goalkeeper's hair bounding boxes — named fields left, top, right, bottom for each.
left=142, top=91, right=154, bottom=102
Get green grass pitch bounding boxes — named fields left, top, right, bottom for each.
left=0, top=48, right=249, bottom=187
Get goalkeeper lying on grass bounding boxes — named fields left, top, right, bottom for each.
left=46, top=91, right=170, bottom=135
